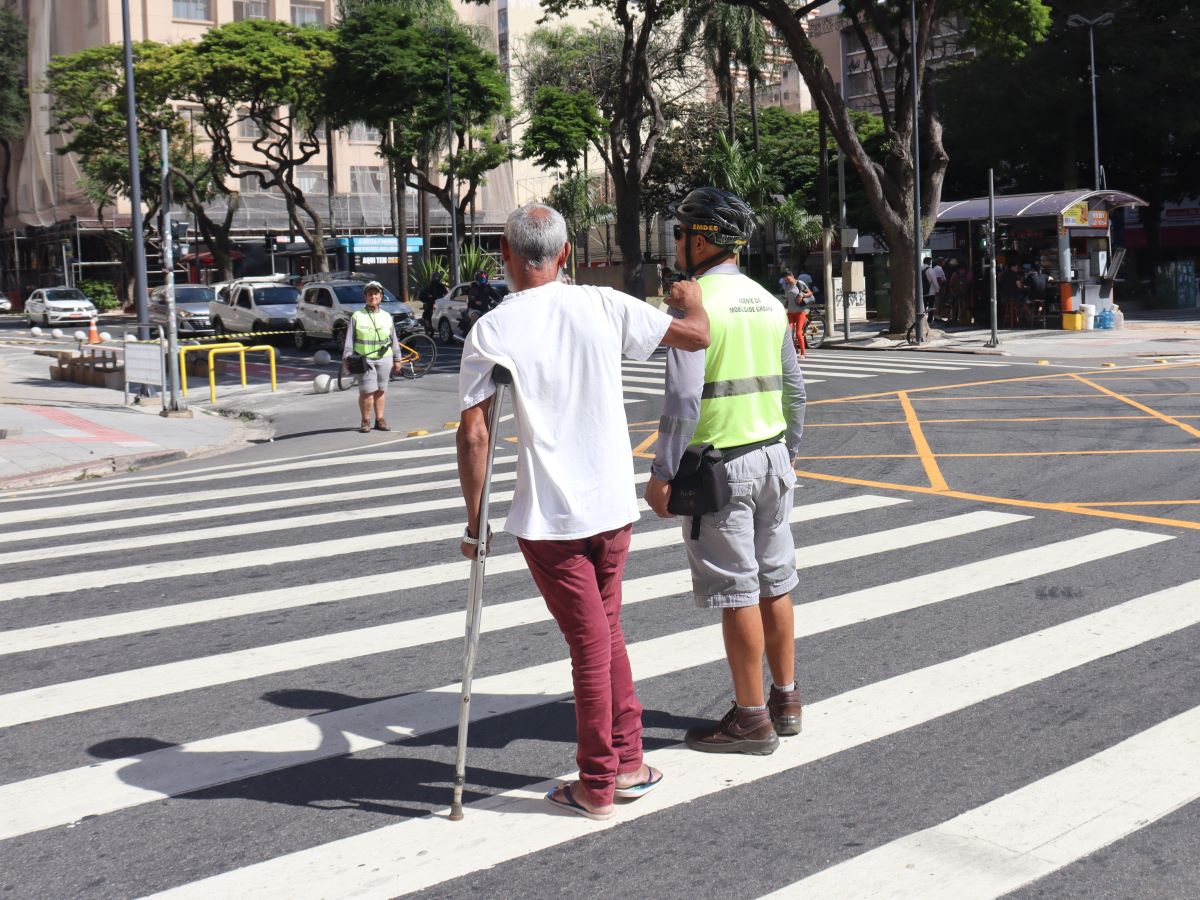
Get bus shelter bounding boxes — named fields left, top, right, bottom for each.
left=935, top=189, right=1147, bottom=321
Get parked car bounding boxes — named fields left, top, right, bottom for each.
left=208, top=275, right=300, bottom=338
left=293, top=275, right=416, bottom=351
left=431, top=280, right=509, bottom=344
left=149, top=284, right=216, bottom=337
left=24, top=286, right=98, bottom=326
left=0, top=295, right=12, bottom=313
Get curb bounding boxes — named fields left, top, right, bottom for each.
left=823, top=340, right=1009, bottom=356
left=0, top=448, right=187, bottom=491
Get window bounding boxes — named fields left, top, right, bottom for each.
left=350, top=166, right=382, bottom=195
left=348, top=122, right=381, bottom=144
left=173, top=0, right=212, bottom=20
left=290, top=1, right=324, bottom=26
left=233, top=0, right=269, bottom=20
left=295, top=166, right=327, bottom=195
left=236, top=109, right=261, bottom=140
left=239, top=173, right=266, bottom=194
left=236, top=290, right=252, bottom=309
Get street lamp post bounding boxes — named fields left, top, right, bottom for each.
left=442, top=29, right=461, bottom=286
left=1067, top=13, right=1115, bottom=192
left=910, top=0, right=927, bottom=344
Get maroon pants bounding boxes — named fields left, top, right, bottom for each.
left=518, top=523, right=644, bottom=807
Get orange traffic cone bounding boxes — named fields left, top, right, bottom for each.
left=87, top=319, right=101, bottom=344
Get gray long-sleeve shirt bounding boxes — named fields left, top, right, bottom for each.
left=651, top=268, right=806, bottom=482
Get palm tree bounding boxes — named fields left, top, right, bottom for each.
left=679, top=0, right=769, bottom=147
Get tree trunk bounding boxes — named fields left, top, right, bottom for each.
left=749, top=77, right=760, bottom=150
left=885, top=219, right=917, bottom=334
left=614, top=178, right=643, bottom=296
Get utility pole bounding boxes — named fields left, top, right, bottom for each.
left=120, top=0, right=150, bottom=340
left=443, top=30, right=461, bottom=285
left=985, top=168, right=1000, bottom=348
left=819, top=114, right=834, bottom=331
left=388, top=121, right=410, bottom=303
left=159, top=130, right=187, bottom=415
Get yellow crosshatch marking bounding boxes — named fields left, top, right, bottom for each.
left=630, top=360, right=1200, bottom=531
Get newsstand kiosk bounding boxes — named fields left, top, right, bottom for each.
left=934, top=189, right=1147, bottom=327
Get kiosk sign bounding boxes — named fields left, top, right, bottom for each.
left=1062, top=202, right=1089, bottom=227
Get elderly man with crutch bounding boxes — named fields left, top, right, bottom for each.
left=452, top=203, right=710, bottom=821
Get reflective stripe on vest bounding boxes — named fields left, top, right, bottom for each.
left=691, top=272, right=788, bottom=449
left=352, top=309, right=392, bottom=358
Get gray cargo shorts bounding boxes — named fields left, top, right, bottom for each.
left=682, top=441, right=799, bottom=608
left=359, top=353, right=393, bottom=394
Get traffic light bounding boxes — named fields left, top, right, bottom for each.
left=975, top=223, right=992, bottom=257
left=264, top=230, right=276, bottom=251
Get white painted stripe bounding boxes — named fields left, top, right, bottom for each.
left=765, top=705, right=1200, bottom=900
left=803, top=361, right=969, bottom=375
left=794, top=367, right=875, bottom=379
left=15, top=499, right=1007, bottom=727
left=0, top=496, right=905, bottom=657
left=0, top=456, right=519, bottom=567
left=0, top=459, right=509, bottom=528
left=0, top=475, right=525, bottom=603
left=810, top=350, right=1010, bottom=366
left=3, top=525, right=1164, bottom=843
left=621, top=375, right=666, bottom=385
left=0, top=443, right=463, bottom=505
left=805, top=378, right=826, bottom=384
left=622, top=385, right=665, bottom=395
left=0, top=476, right=493, bottom=546
left=137, top=576, right=1200, bottom=900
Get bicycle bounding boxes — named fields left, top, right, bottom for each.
left=336, top=329, right=438, bottom=391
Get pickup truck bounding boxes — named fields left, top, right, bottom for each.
left=208, top=276, right=301, bottom=338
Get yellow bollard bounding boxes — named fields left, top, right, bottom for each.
left=179, top=342, right=242, bottom=396
left=244, top=344, right=277, bottom=394
left=207, top=346, right=249, bottom=403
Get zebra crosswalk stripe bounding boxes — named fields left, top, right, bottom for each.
left=761, top=703, right=1200, bottom=899
left=0, top=527, right=1165, bottom=843
left=137, top=577, right=1200, bottom=899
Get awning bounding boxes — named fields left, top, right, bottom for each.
left=936, top=190, right=1147, bottom=223
left=180, top=249, right=245, bottom=265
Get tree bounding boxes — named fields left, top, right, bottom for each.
left=522, top=86, right=605, bottom=174
left=328, top=4, right=512, bottom=280
left=546, top=172, right=613, bottom=278
left=44, top=42, right=240, bottom=279
left=0, top=10, right=27, bottom=233
left=722, top=0, right=1052, bottom=332
left=168, top=20, right=337, bottom=271
left=518, top=11, right=697, bottom=294
left=679, top=0, right=768, bottom=145
left=937, top=0, right=1200, bottom=282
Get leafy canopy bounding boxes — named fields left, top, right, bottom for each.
left=522, top=86, right=605, bottom=172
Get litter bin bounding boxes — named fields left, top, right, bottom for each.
left=1080, top=303, right=1096, bottom=330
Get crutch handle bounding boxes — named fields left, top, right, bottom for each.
left=492, top=364, right=512, bottom=385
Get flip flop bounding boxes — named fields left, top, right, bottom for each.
left=544, top=783, right=615, bottom=821
left=614, top=766, right=663, bottom=800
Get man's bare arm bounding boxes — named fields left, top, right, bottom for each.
left=660, top=280, right=709, bottom=351
left=456, top=396, right=494, bottom=559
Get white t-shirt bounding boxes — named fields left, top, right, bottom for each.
left=459, top=281, right=673, bottom=540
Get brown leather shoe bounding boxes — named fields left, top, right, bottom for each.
left=768, top=684, right=803, bottom=736
left=685, top=703, right=779, bottom=755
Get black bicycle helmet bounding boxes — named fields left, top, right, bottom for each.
left=669, top=187, right=756, bottom=248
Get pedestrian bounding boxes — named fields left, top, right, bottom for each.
left=456, top=203, right=711, bottom=820
left=645, top=187, right=807, bottom=756
left=417, top=270, right=447, bottom=335
left=782, top=273, right=809, bottom=349
left=778, top=268, right=793, bottom=295
left=998, top=261, right=1025, bottom=327
left=342, top=280, right=401, bottom=433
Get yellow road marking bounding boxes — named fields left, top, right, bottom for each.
left=793, top=469, right=1200, bottom=532
left=1072, top=500, right=1200, bottom=507
left=829, top=391, right=1198, bottom=404
left=799, top=447, right=1200, bottom=461
left=632, top=431, right=659, bottom=459
left=1070, top=374, right=1200, bottom=439
left=897, top=391, right=948, bottom=492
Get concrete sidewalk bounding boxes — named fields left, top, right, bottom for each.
left=0, top=344, right=258, bottom=490
left=822, top=313, right=1200, bottom=359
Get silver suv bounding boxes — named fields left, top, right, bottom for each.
left=293, top=276, right=416, bottom=350
left=149, top=284, right=216, bottom=337
left=208, top=276, right=300, bottom=338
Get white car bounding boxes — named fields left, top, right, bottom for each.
left=25, top=287, right=98, bottom=326
left=294, top=277, right=415, bottom=350
left=431, top=280, right=508, bottom=344
left=208, top=276, right=300, bottom=338
left=0, top=295, right=12, bottom=313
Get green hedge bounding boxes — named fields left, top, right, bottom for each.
left=77, top=279, right=121, bottom=311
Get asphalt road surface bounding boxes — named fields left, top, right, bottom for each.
left=2, top=345, right=1199, bottom=899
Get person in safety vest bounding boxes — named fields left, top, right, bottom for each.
left=457, top=203, right=710, bottom=821
left=646, top=187, right=807, bottom=755
left=342, top=281, right=402, bottom=433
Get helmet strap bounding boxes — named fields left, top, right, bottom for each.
left=685, top=239, right=735, bottom=278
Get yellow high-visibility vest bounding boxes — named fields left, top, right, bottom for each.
left=691, top=272, right=788, bottom=449
left=351, top=308, right=392, bottom=358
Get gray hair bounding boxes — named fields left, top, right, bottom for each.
left=505, top=203, right=568, bottom=270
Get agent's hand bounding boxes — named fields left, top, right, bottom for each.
left=665, top=278, right=702, bottom=312
left=644, top=476, right=675, bottom=519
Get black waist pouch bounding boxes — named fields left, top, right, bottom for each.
left=668, top=444, right=732, bottom=539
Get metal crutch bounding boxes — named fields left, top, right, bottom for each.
left=450, top=364, right=512, bottom=821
